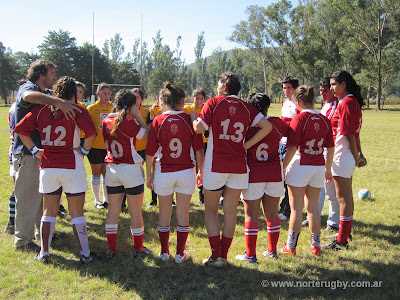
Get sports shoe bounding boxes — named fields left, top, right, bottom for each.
left=311, top=246, right=321, bottom=256
left=172, top=201, right=176, bottom=207
left=279, top=243, right=296, bottom=255
left=95, top=203, right=105, bottom=210
left=102, top=201, right=109, bottom=209
left=16, top=241, right=40, bottom=253
left=159, top=252, right=171, bottom=262
left=199, top=192, right=204, bottom=205
left=175, top=251, right=191, bottom=264
left=133, top=246, right=152, bottom=258
left=323, top=225, right=339, bottom=234
left=58, top=204, right=68, bottom=218
left=105, top=250, right=117, bottom=260
left=302, top=220, right=309, bottom=227
left=34, top=253, right=51, bottom=264
left=80, top=252, right=100, bottom=264
left=263, top=250, right=278, bottom=259
left=203, top=256, right=227, bottom=267
left=235, top=252, right=258, bottom=263
left=322, top=239, right=349, bottom=250
left=278, top=213, right=288, bottom=221
left=148, top=200, right=157, bottom=207
left=3, top=222, right=14, bottom=234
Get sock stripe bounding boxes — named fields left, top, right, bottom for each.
left=267, top=225, right=281, bottom=230
left=157, top=225, right=170, bottom=232
left=131, top=227, right=144, bottom=236
left=340, top=216, right=353, bottom=221
left=177, top=226, right=190, bottom=232
left=268, top=229, right=281, bottom=233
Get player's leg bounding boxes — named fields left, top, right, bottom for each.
left=261, top=194, right=281, bottom=258
left=104, top=186, right=124, bottom=257
left=158, top=194, right=173, bottom=259
left=175, top=192, right=192, bottom=263
left=305, top=185, right=322, bottom=255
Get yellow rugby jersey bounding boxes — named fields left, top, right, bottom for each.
left=183, top=104, right=208, bottom=143
left=135, top=105, right=150, bottom=151
left=149, top=105, right=162, bottom=120
left=78, top=102, right=87, bottom=139
left=87, top=101, right=114, bottom=149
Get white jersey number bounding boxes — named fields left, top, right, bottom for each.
left=41, top=125, right=66, bottom=146
left=304, top=138, right=324, bottom=155
left=256, top=143, right=269, bottom=161
left=107, top=140, right=123, bottom=158
left=169, top=138, right=182, bottom=158
left=219, top=119, right=245, bottom=143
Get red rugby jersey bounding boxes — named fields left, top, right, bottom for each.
left=146, top=111, right=203, bottom=173
left=287, top=110, right=334, bottom=166
left=331, top=95, right=362, bottom=154
left=102, top=113, right=146, bottom=164
left=14, top=105, right=97, bottom=169
left=198, top=95, right=263, bottom=174
left=247, top=116, right=290, bottom=183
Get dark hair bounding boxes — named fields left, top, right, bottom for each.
left=319, top=77, right=331, bottom=87
left=97, top=82, right=111, bottom=93
left=247, top=93, right=271, bottom=115
left=26, top=60, right=56, bottom=83
left=192, top=87, right=206, bottom=98
left=76, top=81, right=86, bottom=90
left=110, top=89, right=137, bottom=137
left=52, top=76, right=77, bottom=101
left=132, top=88, right=145, bottom=100
left=280, top=76, right=299, bottom=89
left=294, top=85, right=314, bottom=106
left=219, top=72, right=241, bottom=95
left=331, top=70, right=365, bottom=107
left=161, top=82, right=185, bottom=110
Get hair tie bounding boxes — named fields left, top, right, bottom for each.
left=114, top=104, right=118, bottom=109
left=123, top=105, right=128, bottom=109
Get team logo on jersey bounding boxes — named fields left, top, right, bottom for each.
left=171, top=124, right=178, bottom=135
left=229, top=106, right=236, bottom=116
left=314, top=123, right=320, bottom=132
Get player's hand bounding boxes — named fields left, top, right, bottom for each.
left=58, top=99, right=81, bottom=120
left=356, top=156, right=367, bottom=168
left=196, top=171, right=203, bottom=187
left=146, top=174, right=154, bottom=190
left=35, top=149, right=44, bottom=159
left=325, top=168, right=332, bottom=183
left=130, top=105, right=141, bottom=119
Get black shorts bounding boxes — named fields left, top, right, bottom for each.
left=137, top=149, right=146, bottom=160
left=87, top=148, right=107, bottom=164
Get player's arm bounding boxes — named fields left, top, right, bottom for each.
left=131, top=105, right=149, bottom=140
left=145, top=154, right=155, bottom=190
left=356, top=136, right=367, bottom=167
left=325, top=147, right=334, bottom=183
left=23, top=91, right=81, bottom=120
left=194, top=149, right=204, bottom=187
left=282, top=146, right=297, bottom=172
left=190, top=110, right=206, bottom=134
left=18, top=134, right=43, bottom=159
left=345, top=134, right=361, bottom=166
left=243, top=118, right=272, bottom=150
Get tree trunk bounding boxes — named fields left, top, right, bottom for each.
left=366, top=84, right=371, bottom=108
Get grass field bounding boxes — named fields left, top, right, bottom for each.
left=0, top=104, right=399, bottom=299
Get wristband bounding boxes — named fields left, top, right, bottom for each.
left=29, top=145, right=39, bottom=157
left=80, top=146, right=90, bottom=156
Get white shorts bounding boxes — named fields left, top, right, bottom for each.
left=105, top=163, right=145, bottom=188
left=332, top=152, right=356, bottom=178
left=39, top=167, right=88, bottom=194
left=203, top=168, right=249, bottom=191
left=154, top=168, right=196, bottom=196
left=242, top=181, right=284, bottom=200
left=286, top=158, right=325, bottom=188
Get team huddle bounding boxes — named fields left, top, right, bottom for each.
left=8, top=59, right=367, bottom=266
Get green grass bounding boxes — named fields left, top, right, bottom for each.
left=1, top=105, right=399, bottom=299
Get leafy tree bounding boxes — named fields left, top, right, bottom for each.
left=109, top=33, right=125, bottom=63
left=194, top=32, right=210, bottom=90
left=38, top=29, right=77, bottom=78
left=0, top=42, right=18, bottom=104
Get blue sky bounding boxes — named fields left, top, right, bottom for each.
left=1, top=0, right=280, bottom=64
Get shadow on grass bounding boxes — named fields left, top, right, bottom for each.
left=43, top=203, right=399, bottom=299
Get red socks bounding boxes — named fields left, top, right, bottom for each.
left=176, top=225, right=190, bottom=256
left=105, top=224, right=118, bottom=253
left=221, top=235, right=233, bottom=259
left=245, top=221, right=258, bottom=257
left=158, top=225, right=170, bottom=254
left=130, top=227, right=144, bottom=251
left=337, top=216, right=353, bottom=244
left=208, top=235, right=221, bottom=260
left=267, top=218, right=281, bottom=253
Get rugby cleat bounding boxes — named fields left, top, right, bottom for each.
left=322, top=239, right=349, bottom=250
left=203, top=256, right=227, bottom=267
left=263, top=250, right=278, bottom=259
left=279, top=243, right=296, bottom=255
left=311, top=246, right=321, bottom=256
left=235, top=252, right=258, bottom=263
left=175, top=251, right=191, bottom=264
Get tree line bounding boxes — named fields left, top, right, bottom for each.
left=1, top=0, right=399, bottom=109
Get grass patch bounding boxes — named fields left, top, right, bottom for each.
left=0, top=105, right=399, bottom=299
